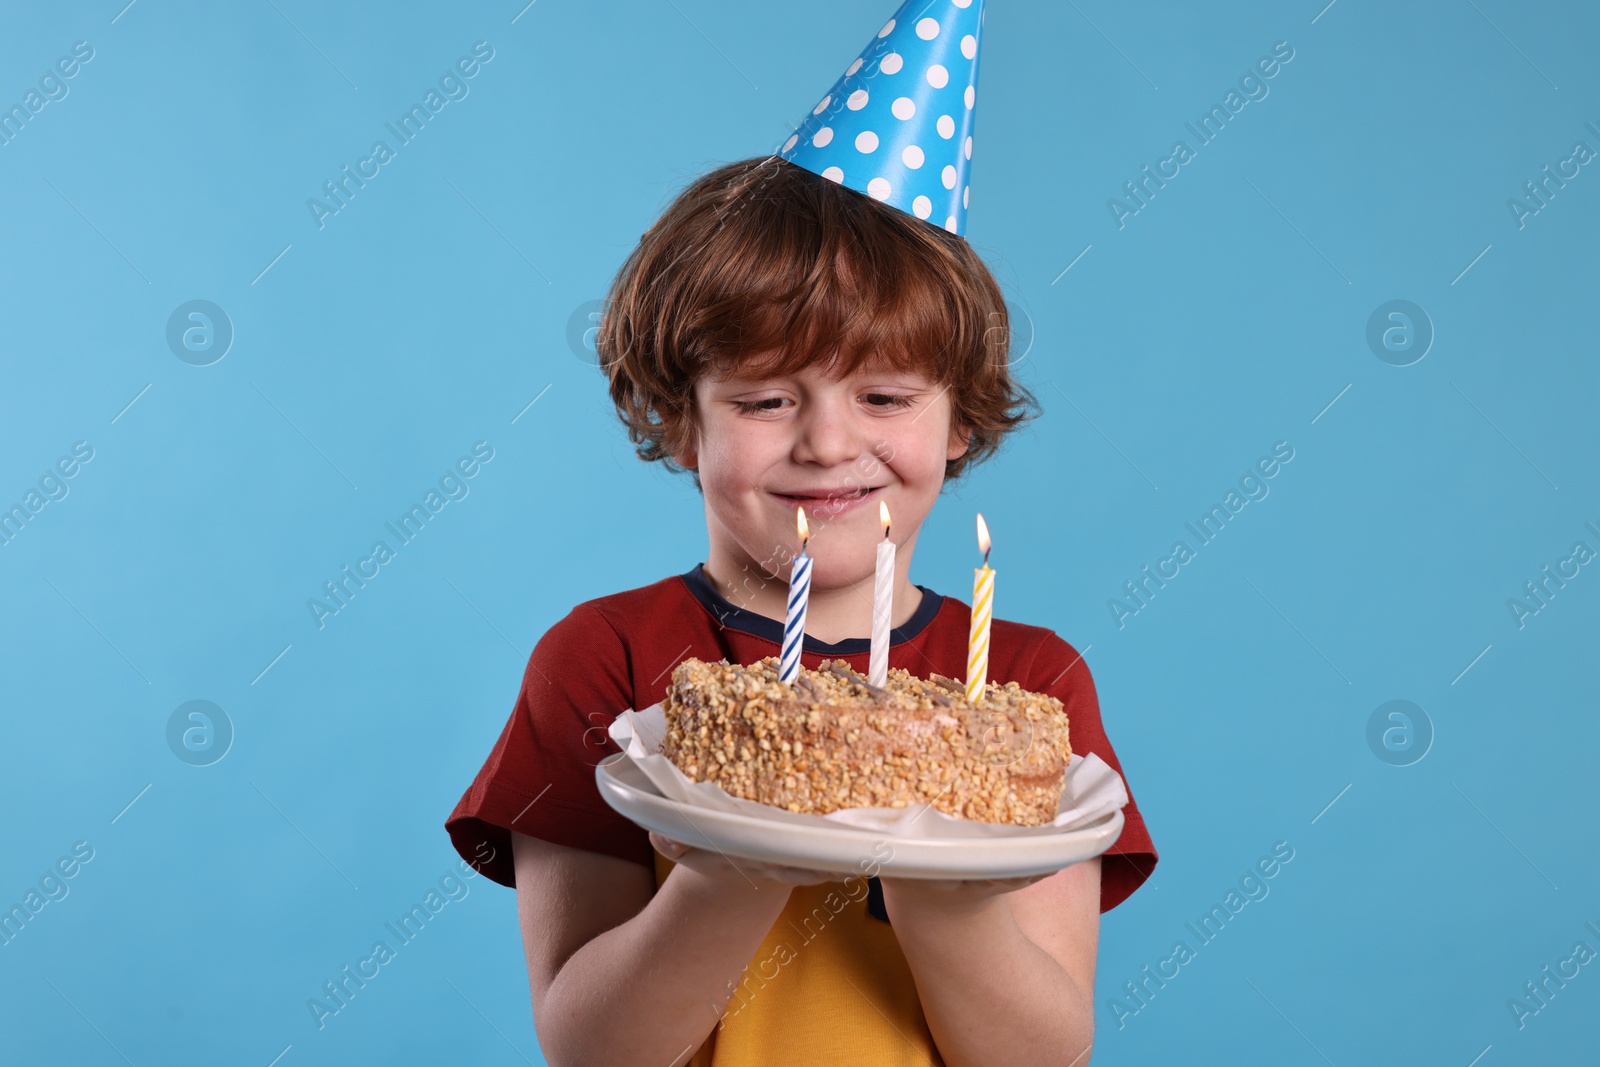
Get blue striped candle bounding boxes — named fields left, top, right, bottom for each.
left=780, top=506, right=812, bottom=684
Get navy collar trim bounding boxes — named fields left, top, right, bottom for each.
left=681, top=563, right=944, bottom=656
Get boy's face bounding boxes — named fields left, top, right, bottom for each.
left=675, top=355, right=969, bottom=590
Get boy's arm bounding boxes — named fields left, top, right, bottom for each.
left=885, top=856, right=1101, bottom=1067
left=512, top=831, right=793, bottom=1067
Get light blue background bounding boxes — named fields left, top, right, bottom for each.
left=2, top=1, right=1596, bottom=1064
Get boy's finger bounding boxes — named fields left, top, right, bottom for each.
left=650, top=832, right=688, bottom=856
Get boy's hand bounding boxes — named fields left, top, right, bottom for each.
left=877, top=871, right=1056, bottom=920
left=649, top=831, right=844, bottom=890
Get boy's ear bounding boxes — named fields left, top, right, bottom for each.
left=671, top=423, right=699, bottom=470
left=672, top=391, right=706, bottom=470
left=947, top=422, right=972, bottom=461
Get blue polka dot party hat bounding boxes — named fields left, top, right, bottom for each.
left=778, top=0, right=985, bottom=236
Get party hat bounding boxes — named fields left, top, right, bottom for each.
left=778, top=0, right=985, bottom=236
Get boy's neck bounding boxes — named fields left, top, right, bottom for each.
left=701, top=542, right=926, bottom=646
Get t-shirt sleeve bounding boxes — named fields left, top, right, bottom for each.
left=1027, top=632, right=1158, bottom=912
left=444, top=602, right=652, bottom=887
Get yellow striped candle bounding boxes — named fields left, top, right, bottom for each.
left=966, top=513, right=993, bottom=704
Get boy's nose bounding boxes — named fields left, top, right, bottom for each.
left=790, top=401, right=863, bottom=469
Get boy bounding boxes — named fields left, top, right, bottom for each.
left=446, top=3, right=1157, bottom=1064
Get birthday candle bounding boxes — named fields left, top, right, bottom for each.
left=966, top=513, right=994, bottom=704
left=868, top=501, right=894, bottom=688
left=780, top=506, right=812, bottom=684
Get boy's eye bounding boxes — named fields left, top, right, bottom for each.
left=863, top=393, right=915, bottom=409
left=731, top=398, right=788, bottom=414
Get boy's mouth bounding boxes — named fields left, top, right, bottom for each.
left=769, top=485, right=885, bottom=514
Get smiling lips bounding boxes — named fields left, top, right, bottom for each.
left=771, top=484, right=884, bottom=515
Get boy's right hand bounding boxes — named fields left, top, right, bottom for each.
left=650, top=831, right=844, bottom=890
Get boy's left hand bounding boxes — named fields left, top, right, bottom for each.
left=877, top=870, right=1056, bottom=920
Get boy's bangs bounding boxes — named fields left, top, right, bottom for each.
left=696, top=200, right=974, bottom=386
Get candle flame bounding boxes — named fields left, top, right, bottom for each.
left=879, top=500, right=892, bottom=536
left=976, top=512, right=991, bottom=557
left=796, top=505, right=810, bottom=545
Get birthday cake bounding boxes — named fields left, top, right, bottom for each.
left=659, top=656, right=1072, bottom=826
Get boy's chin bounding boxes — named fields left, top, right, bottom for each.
left=789, top=553, right=881, bottom=590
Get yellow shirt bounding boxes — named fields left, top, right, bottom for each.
left=654, top=851, right=944, bottom=1066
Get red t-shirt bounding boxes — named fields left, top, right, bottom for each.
left=445, top=564, right=1158, bottom=912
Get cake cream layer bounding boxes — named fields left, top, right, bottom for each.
left=660, top=656, right=1072, bottom=826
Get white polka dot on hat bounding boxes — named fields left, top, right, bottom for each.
left=779, top=0, right=985, bottom=236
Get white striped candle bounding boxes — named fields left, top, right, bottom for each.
left=868, top=501, right=894, bottom=688
left=966, top=513, right=993, bottom=704
left=780, top=506, right=812, bottom=684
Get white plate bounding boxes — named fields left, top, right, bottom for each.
left=595, top=753, right=1125, bottom=880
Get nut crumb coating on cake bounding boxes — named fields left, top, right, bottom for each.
left=660, top=656, right=1072, bottom=826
